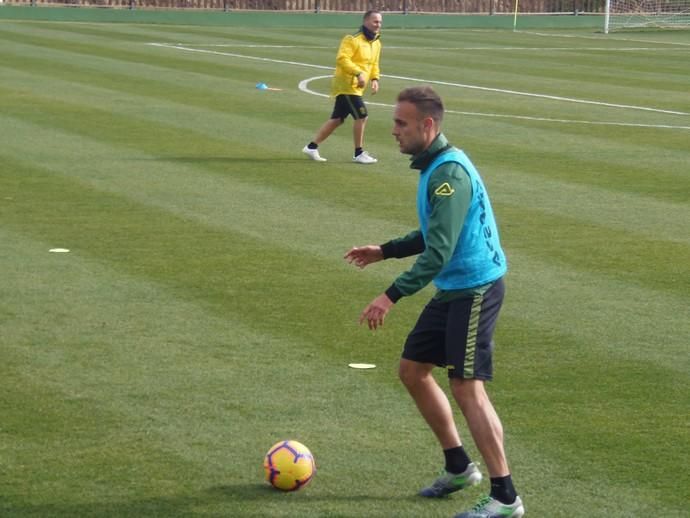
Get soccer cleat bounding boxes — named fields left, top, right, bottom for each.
left=418, top=463, right=482, bottom=498
left=302, top=145, right=327, bottom=162
left=353, top=150, right=378, bottom=164
left=454, top=495, right=525, bottom=518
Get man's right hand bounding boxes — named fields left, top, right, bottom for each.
left=344, top=245, right=383, bottom=269
left=356, top=73, right=366, bottom=88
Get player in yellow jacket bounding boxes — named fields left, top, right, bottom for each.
left=302, top=10, right=382, bottom=164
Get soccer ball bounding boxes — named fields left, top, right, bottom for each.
left=263, top=440, right=316, bottom=491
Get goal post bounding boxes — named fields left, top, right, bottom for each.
left=604, top=0, right=690, bottom=33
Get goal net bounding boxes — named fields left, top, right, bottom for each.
left=604, top=0, right=690, bottom=32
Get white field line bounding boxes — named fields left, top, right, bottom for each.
left=166, top=43, right=334, bottom=48
left=165, top=43, right=689, bottom=51
left=382, top=72, right=688, bottom=116
left=386, top=46, right=690, bottom=51
left=148, top=42, right=333, bottom=71
left=519, top=30, right=690, bottom=47
left=299, top=75, right=690, bottom=130
left=149, top=42, right=690, bottom=128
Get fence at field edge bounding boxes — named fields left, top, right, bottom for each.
left=3, top=0, right=608, bottom=14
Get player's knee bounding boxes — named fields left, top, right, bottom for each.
left=450, top=378, right=487, bottom=409
left=398, top=359, right=431, bottom=389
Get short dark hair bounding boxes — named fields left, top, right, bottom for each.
left=397, top=86, right=444, bottom=124
left=363, top=10, right=381, bottom=21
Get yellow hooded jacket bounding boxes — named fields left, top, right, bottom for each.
left=330, top=29, right=381, bottom=97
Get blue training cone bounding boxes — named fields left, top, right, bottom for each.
left=256, top=82, right=268, bottom=90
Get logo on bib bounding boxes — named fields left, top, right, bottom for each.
left=434, top=182, right=455, bottom=196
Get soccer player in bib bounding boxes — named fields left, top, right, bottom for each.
left=345, top=86, right=524, bottom=518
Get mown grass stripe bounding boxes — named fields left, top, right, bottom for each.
left=2, top=53, right=687, bottom=209
left=4, top=103, right=688, bottom=302
left=2, top=123, right=687, bottom=376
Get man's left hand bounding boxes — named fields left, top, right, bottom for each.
left=359, top=293, right=393, bottom=330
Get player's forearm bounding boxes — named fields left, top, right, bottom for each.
left=380, top=231, right=425, bottom=259
left=335, top=40, right=360, bottom=77
left=337, top=57, right=359, bottom=77
left=381, top=233, right=443, bottom=303
left=370, top=63, right=380, bottom=81
left=385, top=245, right=446, bottom=302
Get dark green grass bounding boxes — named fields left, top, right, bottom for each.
left=1, top=13, right=689, bottom=517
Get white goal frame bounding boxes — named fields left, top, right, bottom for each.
left=604, top=0, right=690, bottom=33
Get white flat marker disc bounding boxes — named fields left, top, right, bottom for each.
left=49, top=248, right=70, bottom=253
left=348, top=363, right=376, bottom=369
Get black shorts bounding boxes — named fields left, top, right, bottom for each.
left=402, top=278, right=505, bottom=381
left=330, top=94, right=368, bottom=121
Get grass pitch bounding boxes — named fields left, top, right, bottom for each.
left=1, top=9, right=689, bottom=517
